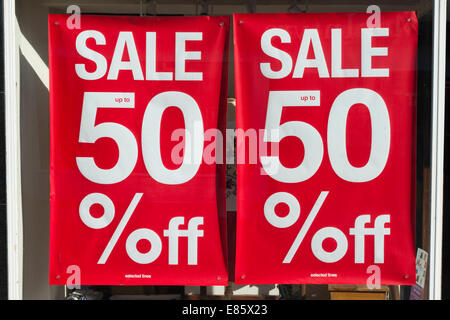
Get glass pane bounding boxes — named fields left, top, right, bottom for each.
left=14, top=0, right=435, bottom=300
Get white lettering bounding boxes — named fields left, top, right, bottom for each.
left=175, top=32, right=203, bottom=80
left=107, top=32, right=144, bottom=80
left=75, top=30, right=107, bottom=80
left=260, top=28, right=293, bottom=79
left=293, top=29, right=329, bottom=78
left=361, top=28, right=389, bottom=77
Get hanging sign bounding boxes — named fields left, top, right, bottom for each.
left=49, top=14, right=229, bottom=285
left=233, top=12, right=417, bottom=284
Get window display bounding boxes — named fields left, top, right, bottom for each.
left=2, top=0, right=447, bottom=302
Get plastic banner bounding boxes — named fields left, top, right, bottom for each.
left=233, top=12, right=417, bottom=285
left=49, top=14, right=229, bottom=285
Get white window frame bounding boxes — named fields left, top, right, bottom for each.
left=3, top=0, right=23, bottom=300
left=429, top=0, right=447, bottom=301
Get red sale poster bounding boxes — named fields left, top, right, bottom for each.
left=49, top=14, right=229, bottom=285
left=234, top=12, right=417, bottom=285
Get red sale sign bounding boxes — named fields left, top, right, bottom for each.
left=233, top=12, right=417, bottom=285
left=49, top=15, right=229, bottom=285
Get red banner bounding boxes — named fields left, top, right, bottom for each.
left=49, top=14, right=229, bottom=285
left=234, top=12, right=417, bottom=285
